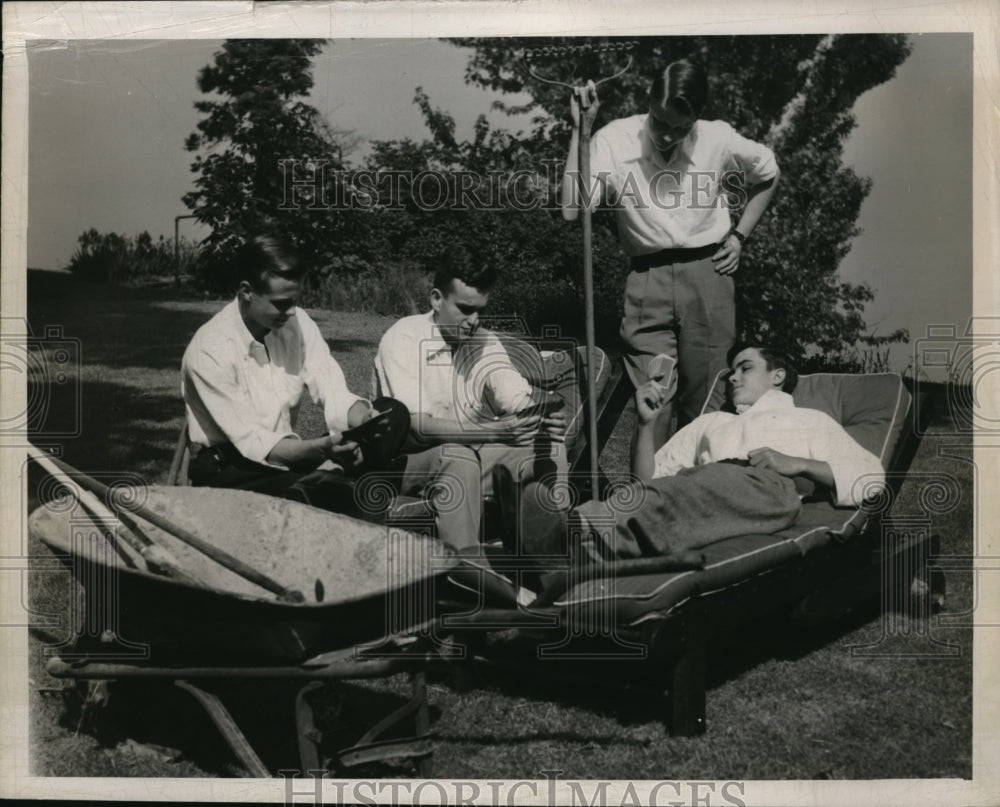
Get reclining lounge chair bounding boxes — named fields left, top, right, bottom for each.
left=443, top=366, right=938, bottom=736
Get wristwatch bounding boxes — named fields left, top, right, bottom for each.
left=729, top=228, right=747, bottom=245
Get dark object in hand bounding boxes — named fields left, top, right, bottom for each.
left=341, top=408, right=395, bottom=444
left=338, top=400, right=410, bottom=473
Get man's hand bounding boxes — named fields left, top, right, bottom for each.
left=541, top=410, right=568, bottom=442
left=346, top=399, right=374, bottom=428
left=325, top=431, right=361, bottom=468
left=711, top=233, right=742, bottom=275
left=635, top=380, right=668, bottom=425
left=747, top=447, right=804, bottom=477
left=494, top=413, right=543, bottom=445
left=570, top=80, right=599, bottom=128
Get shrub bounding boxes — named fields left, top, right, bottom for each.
left=301, top=258, right=430, bottom=316
left=67, top=229, right=199, bottom=285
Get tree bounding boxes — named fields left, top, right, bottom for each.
left=356, top=88, right=629, bottom=335
left=183, top=39, right=356, bottom=290
left=449, top=34, right=912, bottom=369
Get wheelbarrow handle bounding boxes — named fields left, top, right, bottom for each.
left=28, top=445, right=304, bottom=603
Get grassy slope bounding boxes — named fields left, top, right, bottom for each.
left=24, top=273, right=973, bottom=780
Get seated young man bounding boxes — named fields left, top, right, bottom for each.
left=181, top=235, right=408, bottom=517
left=500, top=344, right=886, bottom=561
left=373, top=244, right=567, bottom=552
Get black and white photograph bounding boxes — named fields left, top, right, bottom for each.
left=2, top=2, right=997, bottom=804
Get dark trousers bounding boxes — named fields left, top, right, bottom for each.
left=573, top=462, right=802, bottom=559
left=188, top=397, right=410, bottom=521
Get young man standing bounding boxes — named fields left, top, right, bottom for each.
left=562, top=59, right=780, bottom=447
left=374, top=244, right=567, bottom=552
left=182, top=235, right=408, bottom=516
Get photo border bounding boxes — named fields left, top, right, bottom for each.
left=2, top=1, right=997, bottom=804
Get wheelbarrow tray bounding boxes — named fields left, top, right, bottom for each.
left=30, top=486, right=457, bottom=664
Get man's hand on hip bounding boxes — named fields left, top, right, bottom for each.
left=711, top=234, right=742, bottom=275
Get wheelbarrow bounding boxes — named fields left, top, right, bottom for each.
left=30, top=470, right=459, bottom=777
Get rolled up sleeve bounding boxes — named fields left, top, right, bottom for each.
left=812, top=414, right=886, bottom=507
left=182, top=348, right=295, bottom=465
left=725, top=122, right=778, bottom=185
left=653, top=415, right=713, bottom=479
left=474, top=340, right=534, bottom=416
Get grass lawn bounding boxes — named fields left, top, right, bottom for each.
left=22, top=272, right=973, bottom=781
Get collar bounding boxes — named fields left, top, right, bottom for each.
left=642, top=115, right=696, bottom=168
left=224, top=296, right=268, bottom=354
left=424, top=311, right=452, bottom=360
left=735, top=388, right=794, bottom=415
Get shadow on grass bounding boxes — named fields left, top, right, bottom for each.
left=442, top=600, right=892, bottom=733
left=49, top=676, right=438, bottom=778
left=26, top=379, right=186, bottom=494
left=28, top=271, right=216, bottom=374
left=324, top=337, right=378, bottom=354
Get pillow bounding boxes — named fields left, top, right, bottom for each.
left=701, top=370, right=911, bottom=469
left=791, top=373, right=910, bottom=467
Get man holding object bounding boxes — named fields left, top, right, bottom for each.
left=182, top=235, right=408, bottom=517
left=374, top=244, right=567, bottom=551
left=562, top=59, right=780, bottom=447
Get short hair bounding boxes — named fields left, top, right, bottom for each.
left=432, top=243, right=498, bottom=295
left=234, top=235, right=306, bottom=291
left=726, top=343, right=799, bottom=393
left=648, top=59, right=709, bottom=118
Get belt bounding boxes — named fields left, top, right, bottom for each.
left=715, top=457, right=750, bottom=468
left=629, top=242, right=720, bottom=270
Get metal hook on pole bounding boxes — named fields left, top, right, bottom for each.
left=521, top=42, right=636, bottom=499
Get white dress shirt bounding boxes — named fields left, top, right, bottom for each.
left=374, top=312, right=533, bottom=422
left=587, top=116, right=778, bottom=255
left=182, top=299, right=364, bottom=467
left=652, top=389, right=885, bottom=507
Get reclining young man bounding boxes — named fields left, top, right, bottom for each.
left=181, top=235, right=408, bottom=517
left=374, top=244, right=568, bottom=553
left=498, top=344, right=886, bottom=562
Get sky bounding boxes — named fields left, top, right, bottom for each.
left=26, top=34, right=972, bottom=374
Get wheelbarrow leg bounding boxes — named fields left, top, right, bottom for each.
left=295, top=681, right=327, bottom=775
left=412, top=669, right=432, bottom=778
left=667, top=640, right=707, bottom=736
left=174, top=679, right=270, bottom=777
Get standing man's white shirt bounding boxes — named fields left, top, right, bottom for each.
left=652, top=389, right=884, bottom=507
left=589, top=116, right=778, bottom=254
left=182, top=299, right=364, bottom=467
left=374, top=312, right=534, bottom=422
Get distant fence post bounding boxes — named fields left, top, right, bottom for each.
left=174, top=215, right=198, bottom=289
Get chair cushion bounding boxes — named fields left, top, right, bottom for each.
left=556, top=497, right=868, bottom=622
